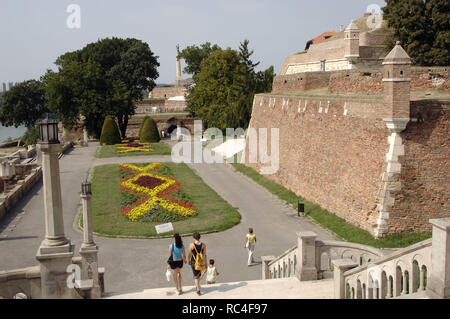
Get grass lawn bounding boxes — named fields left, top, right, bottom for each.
left=90, top=163, right=241, bottom=237
left=232, top=163, right=431, bottom=248
left=95, top=142, right=172, bottom=158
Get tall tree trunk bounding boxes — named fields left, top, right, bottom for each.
left=117, top=113, right=128, bottom=139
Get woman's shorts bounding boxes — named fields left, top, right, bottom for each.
left=170, top=260, right=183, bottom=269
left=191, top=264, right=202, bottom=279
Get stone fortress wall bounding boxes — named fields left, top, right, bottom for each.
left=245, top=41, right=449, bottom=237
left=274, top=67, right=449, bottom=95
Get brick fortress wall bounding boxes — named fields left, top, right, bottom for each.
left=387, top=100, right=450, bottom=233
left=245, top=94, right=389, bottom=235
left=273, top=67, right=449, bottom=95
left=245, top=82, right=449, bottom=236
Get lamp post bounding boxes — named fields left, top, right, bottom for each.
left=80, top=180, right=94, bottom=247
left=79, top=180, right=101, bottom=298
left=35, top=113, right=74, bottom=299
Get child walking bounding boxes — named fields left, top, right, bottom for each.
left=244, top=227, right=257, bottom=266
left=202, top=259, right=219, bottom=284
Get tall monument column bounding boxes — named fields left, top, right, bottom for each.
left=175, top=45, right=183, bottom=87
left=35, top=113, right=74, bottom=299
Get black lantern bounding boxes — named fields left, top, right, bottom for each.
left=81, top=181, right=92, bottom=196
left=38, top=113, right=59, bottom=144
left=298, top=202, right=305, bottom=217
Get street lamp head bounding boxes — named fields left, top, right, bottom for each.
left=81, top=180, right=92, bottom=196
left=38, top=113, right=59, bottom=144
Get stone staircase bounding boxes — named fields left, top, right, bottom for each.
left=103, top=277, right=334, bottom=299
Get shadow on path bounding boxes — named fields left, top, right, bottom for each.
left=0, top=235, right=39, bottom=241
left=0, top=180, right=42, bottom=230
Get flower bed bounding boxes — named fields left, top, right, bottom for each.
left=119, top=163, right=197, bottom=222
left=115, top=137, right=155, bottom=153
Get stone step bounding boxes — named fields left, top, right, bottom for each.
left=392, top=290, right=429, bottom=299
left=103, top=277, right=335, bottom=299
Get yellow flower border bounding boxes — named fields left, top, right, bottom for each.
left=120, top=163, right=196, bottom=221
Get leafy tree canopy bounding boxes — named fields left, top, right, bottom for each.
left=383, top=0, right=449, bottom=66
left=177, top=42, right=220, bottom=76
left=185, top=40, right=275, bottom=130
left=44, top=37, right=160, bottom=138
left=0, top=80, right=47, bottom=128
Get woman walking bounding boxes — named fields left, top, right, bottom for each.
left=168, top=233, right=186, bottom=295
left=244, top=227, right=257, bottom=266
left=188, top=232, right=207, bottom=295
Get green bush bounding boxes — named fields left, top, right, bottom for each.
left=138, top=116, right=150, bottom=138
left=140, top=117, right=160, bottom=143
left=22, top=125, right=40, bottom=146
left=100, top=116, right=121, bottom=145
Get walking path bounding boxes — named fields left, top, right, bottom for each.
left=0, top=142, right=335, bottom=294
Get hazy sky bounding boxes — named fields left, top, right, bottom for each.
left=0, top=0, right=386, bottom=84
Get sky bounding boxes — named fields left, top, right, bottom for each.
left=0, top=0, right=386, bottom=85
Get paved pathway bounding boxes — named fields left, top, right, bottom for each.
left=0, top=142, right=335, bottom=294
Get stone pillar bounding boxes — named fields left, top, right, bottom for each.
left=261, top=256, right=275, bottom=280
left=37, top=143, right=69, bottom=248
left=36, top=143, right=74, bottom=299
left=420, top=270, right=425, bottom=291
left=82, top=127, right=89, bottom=147
left=296, top=231, right=318, bottom=281
left=427, top=218, right=450, bottom=299
left=387, top=278, right=393, bottom=298
left=78, top=191, right=101, bottom=298
left=175, top=56, right=183, bottom=87
left=332, top=259, right=358, bottom=299
left=401, top=272, right=407, bottom=295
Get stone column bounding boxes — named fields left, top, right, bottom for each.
left=82, top=127, right=89, bottom=147
left=420, top=269, right=425, bottom=291
left=387, top=280, right=393, bottom=298
left=36, top=143, right=74, bottom=299
left=401, top=272, right=407, bottom=295
left=427, top=218, right=450, bottom=299
left=332, top=259, right=358, bottom=299
left=296, top=231, right=318, bottom=281
left=261, top=256, right=275, bottom=280
left=79, top=191, right=101, bottom=298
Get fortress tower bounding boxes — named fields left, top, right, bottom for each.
left=344, top=21, right=360, bottom=63
left=382, top=41, right=411, bottom=120
left=376, top=41, right=411, bottom=237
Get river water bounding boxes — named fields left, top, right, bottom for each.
left=0, top=125, right=27, bottom=142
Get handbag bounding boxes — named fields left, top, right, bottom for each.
left=167, top=244, right=174, bottom=266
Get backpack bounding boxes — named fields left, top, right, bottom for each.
left=193, top=243, right=206, bottom=271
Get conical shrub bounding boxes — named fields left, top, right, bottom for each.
left=140, top=117, right=160, bottom=143
left=100, top=116, right=121, bottom=145
left=138, top=116, right=150, bottom=138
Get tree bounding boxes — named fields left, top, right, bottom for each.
left=44, top=37, right=160, bottom=138
left=177, top=42, right=220, bottom=76
left=186, top=40, right=275, bottom=130
left=138, top=116, right=150, bottom=137
left=100, top=116, right=121, bottom=145
left=187, top=48, right=249, bottom=130
left=383, top=0, right=449, bottom=66
left=0, top=80, right=47, bottom=128
left=140, top=117, right=160, bottom=143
